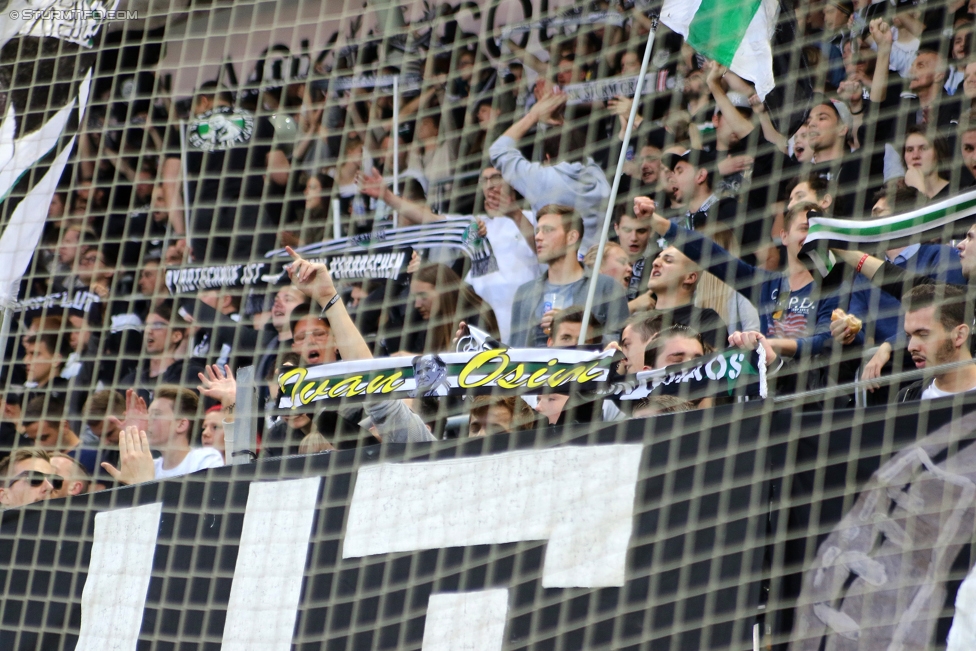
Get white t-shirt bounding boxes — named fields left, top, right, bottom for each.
left=887, top=29, right=919, bottom=78
left=920, top=381, right=976, bottom=400
left=154, top=447, right=225, bottom=480
left=459, top=212, right=545, bottom=343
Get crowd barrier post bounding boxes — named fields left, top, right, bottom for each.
left=392, top=75, right=400, bottom=228
left=578, top=16, right=658, bottom=345
left=229, top=364, right=257, bottom=464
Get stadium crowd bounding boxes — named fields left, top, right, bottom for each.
left=5, top=0, right=976, bottom=504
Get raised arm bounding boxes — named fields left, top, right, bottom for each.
left=706, top=63, right=755, bottom=140
left=637, top=196, right=768, bottom=302
left=748, top=94, right=788, bottom=154
left=284, top=248, right=434, bottom=441
left=162, top=156, right=186, bottom=235
left=498, top=89, right=567, bottom=142
left=490, top=91, right=568, bottom=193
left=869, top=19, right=893, bottom=103
left=506, top=39, right=548, bottom=77
left=830, top=248, right=934, bottom=301
left=357, top=167, right=440, bottom=225
left=285, top=247, right=372, bottom=361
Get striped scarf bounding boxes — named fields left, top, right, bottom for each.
left=801, top=187, right=976, bottom=275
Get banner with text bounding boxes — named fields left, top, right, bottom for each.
left=276, top=345, right=766, bottom=407
left=163, top=218, right=496, bottom=293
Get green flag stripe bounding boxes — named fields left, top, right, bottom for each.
left=807, top=193, right=976, bottom=239
left=686, top=0, right=762, bottom=67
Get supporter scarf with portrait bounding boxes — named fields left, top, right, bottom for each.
left=275, top=345, right=767, bottom=408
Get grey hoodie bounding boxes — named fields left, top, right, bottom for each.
left=489, top=135, right=610, bottom=254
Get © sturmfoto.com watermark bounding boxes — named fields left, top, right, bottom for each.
left=8, top=8, right=138, bottom=20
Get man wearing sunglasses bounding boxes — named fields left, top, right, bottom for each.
left=0, top=449, right=58, bottom=509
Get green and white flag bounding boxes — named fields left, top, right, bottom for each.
left=800, top=187, right=976, bottom=275
left=660, top=0, right=779, bottom=100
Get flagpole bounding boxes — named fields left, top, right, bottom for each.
left=578, top=17, right=658, bottom=345
left=0, top=306, right=13, bottom=374
left=179, top=119, right=193, bottom=257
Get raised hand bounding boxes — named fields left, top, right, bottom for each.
left=861, top=341, right=892, bottom=392
left=837, top=79, right=863, bottom=103
left=705, top=60, right=728, bottom=86
left=607, top=95, right=633, bottom=119
left=101, top=426, right=156, bottom=485
left=529, top=89, right=568, bottom=124
left=407, top=250, right=422, bottom=274
left=747, top=93, right=766, bottom=114
left=198, top=364, right=237, bottom=408
left=107, top=389, right=149, bottom=437
left=285, top=246, right=338, bottom=306
left=869, top=18, right=893, bottom=50
left=633, top=196, right=656, bottom=219
left=356, top=166, right=386, bottom=199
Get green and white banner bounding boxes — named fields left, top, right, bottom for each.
left=618, top=346, right=768, bottom=402
left=660, top=0, right=778, bottom=100
left=805, top=187, right=976, bottom=247
left=802, top=187, right=976, bottom=274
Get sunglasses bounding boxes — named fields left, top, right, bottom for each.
left=9, top=471, right=62, bottom=491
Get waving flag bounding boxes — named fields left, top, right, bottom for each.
left=660, top=0, right=779, bottom=100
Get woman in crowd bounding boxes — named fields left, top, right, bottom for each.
left=583, top=242, right=632, bottom=291
left=201, top=405, right=226, bottom=461
left=902, top=126, right=951, bottom=201
left=280, top=172, right=335, bottom=248
left=945, top=23, right=971, bottom=94
left=391, top=262, right=500, bottom=355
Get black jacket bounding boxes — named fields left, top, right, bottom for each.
left=898, top=380, right=925, bottom=403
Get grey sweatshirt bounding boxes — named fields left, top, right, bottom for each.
left=508, top=271, right=630, bottom=348
left=364, top=400, right=437, bottom=443
left=489, top=135, right=610, bottom=254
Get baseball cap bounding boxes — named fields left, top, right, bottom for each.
left=662, top=148, right=718, bottom=172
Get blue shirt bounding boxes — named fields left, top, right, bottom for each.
left=68, top=447, right=100, bottom=476
left=848, top=244, right=965, bottom=344
left=664, top=223, right=858, bottom=357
